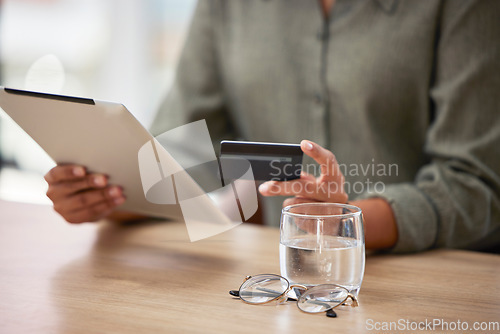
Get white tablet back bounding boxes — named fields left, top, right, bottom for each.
left=0, top=87, right=183, bottom=219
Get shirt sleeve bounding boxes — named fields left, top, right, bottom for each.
left=359, top=0, right=500, bottom=253
left=149, top=0, right=234, bottom=148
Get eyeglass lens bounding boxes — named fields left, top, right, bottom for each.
left=239, top=275, right=289, bottom=304
left=297, top=284, right=349, bottom=313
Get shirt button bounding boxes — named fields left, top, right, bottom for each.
left=314, top=93, right=323, bottom=104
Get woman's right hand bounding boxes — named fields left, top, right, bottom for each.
left=44, top=165, right=126, bottom=224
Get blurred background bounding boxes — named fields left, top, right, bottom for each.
left=0, top=0, right=196, bottom=203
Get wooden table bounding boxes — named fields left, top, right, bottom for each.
left=1, top=199, right=499, bottom=333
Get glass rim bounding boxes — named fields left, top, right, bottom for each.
left=281, top=202, right=362, bottom=219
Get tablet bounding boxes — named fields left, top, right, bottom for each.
left=0, top=87, right=183, bottom=219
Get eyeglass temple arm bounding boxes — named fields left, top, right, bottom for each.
left=347, top=293, right=358, bottom=307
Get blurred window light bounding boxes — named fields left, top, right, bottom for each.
left=25, top=54, right=66, bottom=94
left=0, top=0, right=196, bottom=203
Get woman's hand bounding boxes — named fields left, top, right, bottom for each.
left=258, top=139, right=398, bottom=250
left=258, top=140, right=348, bottom=206
left=44, top=165, right=126, bottom=223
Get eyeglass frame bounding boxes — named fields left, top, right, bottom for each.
left=230, top=274, right=358, bottom=317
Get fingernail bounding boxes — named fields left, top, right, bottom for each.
left=94, top=175, right=106, bottom=187
left=73, top=167, right=85, bottom=177
left=114, top=197, right=125, bottom=205
left=259, top=183, right=269, bottom=193
left=302, top=140, right=314, bottom=151
left=109, top=187, right=120, bottom=197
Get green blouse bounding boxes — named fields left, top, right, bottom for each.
left=151, top=0, right=500, bottom=253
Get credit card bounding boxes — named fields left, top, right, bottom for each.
left=219, top=140, right=303, bottom=182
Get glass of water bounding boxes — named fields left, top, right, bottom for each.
left=280, top=203, right=365, bottom=297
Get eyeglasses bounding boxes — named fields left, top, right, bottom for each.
left=229, top=274, right=358, bottom=318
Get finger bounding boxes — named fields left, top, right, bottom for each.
left=46, top=174, right=108, bottom=200
left=300, top=171, right=316, bottom=182
left=261, top=178, right=347, bottom=202
left=45, top=165, right=86, bottom=184
left=64, top=200, right=121, bottom=224
left=283, top=196, right=321, bottom=208
left=259, top=171, right=316, bottom=197
left=55, top=186, right=124, bottom=215
left=260, top=179, right=325, bottom=201
left=300, top=140, right=342, bottom=181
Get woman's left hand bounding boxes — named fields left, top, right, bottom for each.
left=258, top=140, right=348, bottom=207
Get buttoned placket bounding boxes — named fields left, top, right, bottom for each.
left=312, top=5, right=333, bottom=149
left=314, top=0, right=359, bottom=149
left=318, top=17, right=331, bottom=148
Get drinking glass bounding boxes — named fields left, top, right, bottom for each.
left=279, top=203, right=365, bottom=297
